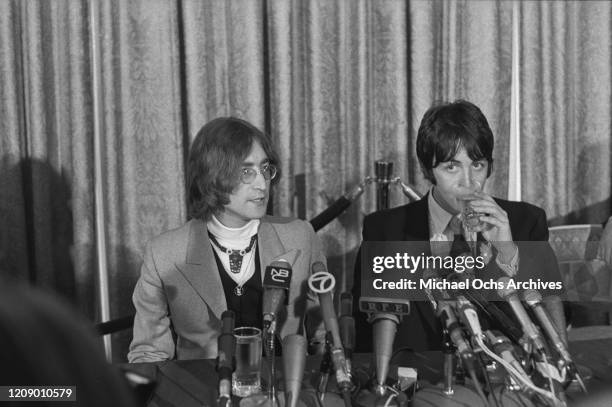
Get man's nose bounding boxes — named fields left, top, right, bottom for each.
left=252, top=170, right=267, bottom=190
left=458, top=167, right=472, bottom=187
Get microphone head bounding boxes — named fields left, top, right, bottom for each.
left=263, top=260, right=292, bottom=290
left=262, top=261, right=293, bottom=319
left=339, top=314, right=355, bottom=352
left=217, top=310, right=236, bottom=372
left=221, top=310, right=235, bottom=333
left=372, top=316, right=398, bottom=388
left=522, top=289, right=542, bottom=306
left=308, top=270, right=336, bottom=295
left=340, top=292, right=353, bottom=316
left=311, top=261, right=327, bottom=275
left=283, top=334, right=307, bottom=407
left=496, top=276, right=516, bottom=299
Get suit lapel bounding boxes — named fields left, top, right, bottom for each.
left=176, top=219, right=226, bottom=319
left=404, top=194, right=439, bottom=333
left=403, top=195, right=430, bottom=241
left=258, top=218, right=301, bottom=279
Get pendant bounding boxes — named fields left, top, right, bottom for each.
left=234, top=285, right=245, bottom=296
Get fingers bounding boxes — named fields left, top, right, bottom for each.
left=468, top=200, right=509, bottom=223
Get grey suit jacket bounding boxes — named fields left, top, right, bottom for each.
left=128, top=216, right=326, bottom=362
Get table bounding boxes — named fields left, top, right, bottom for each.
left=121, top=339, right=612, bottom=407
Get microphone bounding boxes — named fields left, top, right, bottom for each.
left=456, top=296, right=483, bottom=339
left=339, top=293, right=356, bottom=374
left=262, top=260, right=293, bottom=342
left=283, top=335, right=307, bottom=407
left=437, top=301, right=476, bottom=372
left=310, top=183, right=365, bottom=232
left=375, top=161, right=393, bottom=210
left=523, top=289, right=571, bottom=363
left=398, top=180, right=422, bottom=201
left=447, top=272, right=524, bottom=343
left=497, top=277, right=547, bottom=354
left=217, top=310, right=235, bottom=407
left=262, top=260, right=292, bottom=406
left=308, top=263, right=352, bottom=394
left=358, top=275, right=410, bottom=396
left=484, top=330, right=534, bottom=391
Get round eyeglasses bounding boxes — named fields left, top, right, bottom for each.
left=239, top=163, right=278, bottom=184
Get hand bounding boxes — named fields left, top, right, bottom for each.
left=465, top=192, right=516, bottom=260
left=597, top=217, right=612, bottom=265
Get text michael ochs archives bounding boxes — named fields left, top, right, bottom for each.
left=360, top=241, right=564, bottom=302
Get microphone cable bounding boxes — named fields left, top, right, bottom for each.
left=473, top=334, right=561, bottom=405
left=477, top=351, right=499, bottom=407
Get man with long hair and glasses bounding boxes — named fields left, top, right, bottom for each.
left=129, top=117, right=325, bottom=362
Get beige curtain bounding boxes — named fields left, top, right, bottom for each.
left=1, top=0, right=610, bottom=361
left=520, top=1, right=612, bottom=225
left=0, top=0, right=98, bottom=318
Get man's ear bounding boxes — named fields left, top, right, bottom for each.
left=420, top=164, right=436, bottom=185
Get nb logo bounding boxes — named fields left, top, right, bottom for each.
left=271, top=267, right=289, bottom=282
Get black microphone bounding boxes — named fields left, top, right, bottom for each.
left=310, top=183, right=365, bottom=232
left=308, top=263, right=352, bottom=394
left=447, top=272, right=524, bottom=344
left=217, top=310, right=235, bottom=407
left=523, top=289, right=571, bottom=363
left=262, top=260, right=293, bottom=343
left=497, top=277, right=547, bottom=354
left=437, top=301, right=476, bottom=373
left=283, top=334, right=307, bottom=407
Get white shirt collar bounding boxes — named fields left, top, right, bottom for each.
left=427, top=187, right=454, bottom=238
left=207, top=215, right=260, bottom=248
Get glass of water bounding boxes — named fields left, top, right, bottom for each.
left=457, top=180, right=483, bottom=231
left=232, top=327, right=263, bottom=397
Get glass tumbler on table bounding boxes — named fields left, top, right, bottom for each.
left=232, top=327, right=263, bottom=397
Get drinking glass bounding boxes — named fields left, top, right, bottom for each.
left=457, top=180, right=483, bottom=231
left=232, top=327, right=263, bottom=397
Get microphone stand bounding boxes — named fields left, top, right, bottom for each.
left=442, top=330, right=455, bottom=396
left=264, top=318, right=278, bottom=407
left=375, top=161, right=393, bottom=210
left=315, top=335, right=333, bottom=403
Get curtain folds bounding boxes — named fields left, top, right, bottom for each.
left=0, top=0, right=97, bottom=318
left=1, top=0, right=610, bottom=361
left=520, top=1, right=612, bottom=225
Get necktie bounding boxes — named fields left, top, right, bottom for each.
left=449, top=216, right=472, bottom=258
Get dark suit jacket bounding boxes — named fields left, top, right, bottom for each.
left=352, top=194, right=561, bottom=352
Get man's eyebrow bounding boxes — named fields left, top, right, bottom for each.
left=242, top=158, right=270, bottom=166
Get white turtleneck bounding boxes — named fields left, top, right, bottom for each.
left=206, top=215, right=260, bottom=287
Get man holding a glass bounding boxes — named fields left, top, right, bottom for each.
left=128, top=116, right=326, bottom=380
left=353, top=99, right=566, bottom=352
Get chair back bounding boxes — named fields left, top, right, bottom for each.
left=549, top=224, right=610, bottom=302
